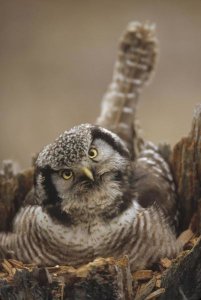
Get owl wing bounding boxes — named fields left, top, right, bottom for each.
left=132, top=142, right=178, bottom=232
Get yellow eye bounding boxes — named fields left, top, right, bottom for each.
left=60, top=169, right=73, bottom=180
left=88, top=148, right=98, bottom=159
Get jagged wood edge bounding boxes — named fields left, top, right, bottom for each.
left=0, top=257, right=134, bottom=300
left=0, top=165, right=34, bottom=231
left=159, top=237, right=201, bottom=300
left=171, top=104, right=201, bottom=232
left=156, top=105, right=201, bottom=299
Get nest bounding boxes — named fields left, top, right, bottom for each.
left=0, top=237, right=200, bottom=299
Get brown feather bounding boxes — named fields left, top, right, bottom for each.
left=97, top=22, right=158, bottom=157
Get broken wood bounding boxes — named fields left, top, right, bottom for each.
left=134, top=277, right=157, bottom=300
left=133, top=270, right=153, bottom=281
left=171, top=105, right=201, bottom=233
left=159, top=237, right=201, bottom=300
left=0, top=256, right=134, bottom=300
left=0, top=238, right=199, bottom=299
left=0, top=161, right=33, bottom=231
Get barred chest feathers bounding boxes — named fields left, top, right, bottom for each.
left=8, top=198, right=179, bottom=271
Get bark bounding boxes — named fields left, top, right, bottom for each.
left=171, top=104, right=201, bottom=233
left=0, top=160, right=33, bottom=231
left=0, top=257, right=134, bottom=300
left=159, top=237, right=201, bottom=300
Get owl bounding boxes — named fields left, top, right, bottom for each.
left=0, top=123, right=181, bottom=271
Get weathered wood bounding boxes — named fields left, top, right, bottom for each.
left=159, top=237, right=201, bottom=300
left=133, top=270, right=153, bottom=281
left=0, top=161, right=33, bottom=231
left=171, top=105, right=201, bottom=232
left=0, top=257, right=134, bottom=300
left=0, top=238, right=200, bottom=300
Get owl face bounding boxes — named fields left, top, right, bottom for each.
left=35, top=124, right=130, bottom=223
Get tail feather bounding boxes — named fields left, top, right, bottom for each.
left=97, top=22, right=158, bottom=158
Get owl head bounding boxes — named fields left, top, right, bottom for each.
left=35, top=124, right=131, bottom=223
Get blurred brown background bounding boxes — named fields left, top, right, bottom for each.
left=0, top=0, right=201, bottom=168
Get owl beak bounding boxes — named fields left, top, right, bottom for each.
left=81, top=167, right=94, bottom=181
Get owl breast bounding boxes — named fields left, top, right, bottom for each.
left=4, top=196, right=180, bottom=271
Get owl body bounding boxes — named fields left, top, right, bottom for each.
left=0, top=124, right=181, bottom=271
